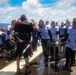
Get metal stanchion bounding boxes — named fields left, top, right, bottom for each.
left=50, top=41, right=66, bottom=75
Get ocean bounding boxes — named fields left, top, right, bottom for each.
left=0, top=23, right=10, bottom=29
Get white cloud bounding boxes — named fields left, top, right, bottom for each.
left=0, top=0, right=10, bottom=6
left=0, top=7, right=24, bottom=23
left=0, top=0, right=76, bottom=25
left=0, top=0, right=8, bottom=4
left=22, top=0, right=41, bottom=15
left=54, top=0, right=76, bottom=8
left=18, top=0, right=76, bottom=24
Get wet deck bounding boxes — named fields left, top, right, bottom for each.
left=0, top=46, right=76, bottom=75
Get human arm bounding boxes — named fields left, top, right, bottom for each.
left=31, top=19, right=38, bottom=31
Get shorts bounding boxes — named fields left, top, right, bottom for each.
left=16, top=42, right=30, bottom=58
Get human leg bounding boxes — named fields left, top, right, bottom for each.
left=70, top=50, right=75, bottom=66
left=16, top=44, right=23, bottom=73
left=24, top=49, right=31, bottom=74
left=65, top=47, right=71, bottom=68
left=16, top=54, right=21, bottom=72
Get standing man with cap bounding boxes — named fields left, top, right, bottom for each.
left=14, top=14, right=38, bottom=74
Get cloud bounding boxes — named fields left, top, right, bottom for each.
left=0, top=7, right=25, bottom=23
left=54, top=0, right=76, bottom=8
left=0, top=0, right=76, bottom=25
left=0, top=0, right=8, bottom=4
left=21, top=0, right=76, bottom=24
left=22, top=0, right=41, bottom=14
left=0, top=0, right=10, bottom=7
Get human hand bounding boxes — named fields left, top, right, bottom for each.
left=31, top=19, right=35, bottom=22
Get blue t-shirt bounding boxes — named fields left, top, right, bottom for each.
left=38, top=27, right=50, bottom=39
left=66, top=27, right=76, bottom=51
left=59, top=26, right=66, bottom=35
left=50, top=27, right=57, bottom=41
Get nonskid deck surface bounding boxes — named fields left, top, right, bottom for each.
left=0, top=46, right=76, bottom=75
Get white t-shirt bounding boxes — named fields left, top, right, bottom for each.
left=7, top=25, right=11, bottom=30
left=66, top=27, right=76, bottom=51
left=45, top=24, right=51, bottom=30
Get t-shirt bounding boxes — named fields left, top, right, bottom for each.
left=66, top=27, right=76, bottom=51
left=14, top=22, right=33, bottom=42
left=7, top=25, right=11, bottom=30
left=59, top=26, right=67, bottom=35
left=38, top=27, right=50, bottom=39
left=0, top=32, right=3, bottom=45
left=50, top=27, right=57, bottom=41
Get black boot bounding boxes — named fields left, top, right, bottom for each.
left=25, top=66, right=31, bottom=75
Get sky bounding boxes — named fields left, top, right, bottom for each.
left=0, top=0, right=76, bottom=24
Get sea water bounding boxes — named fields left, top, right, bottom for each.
left=0, top=23, right=10, bottom=29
